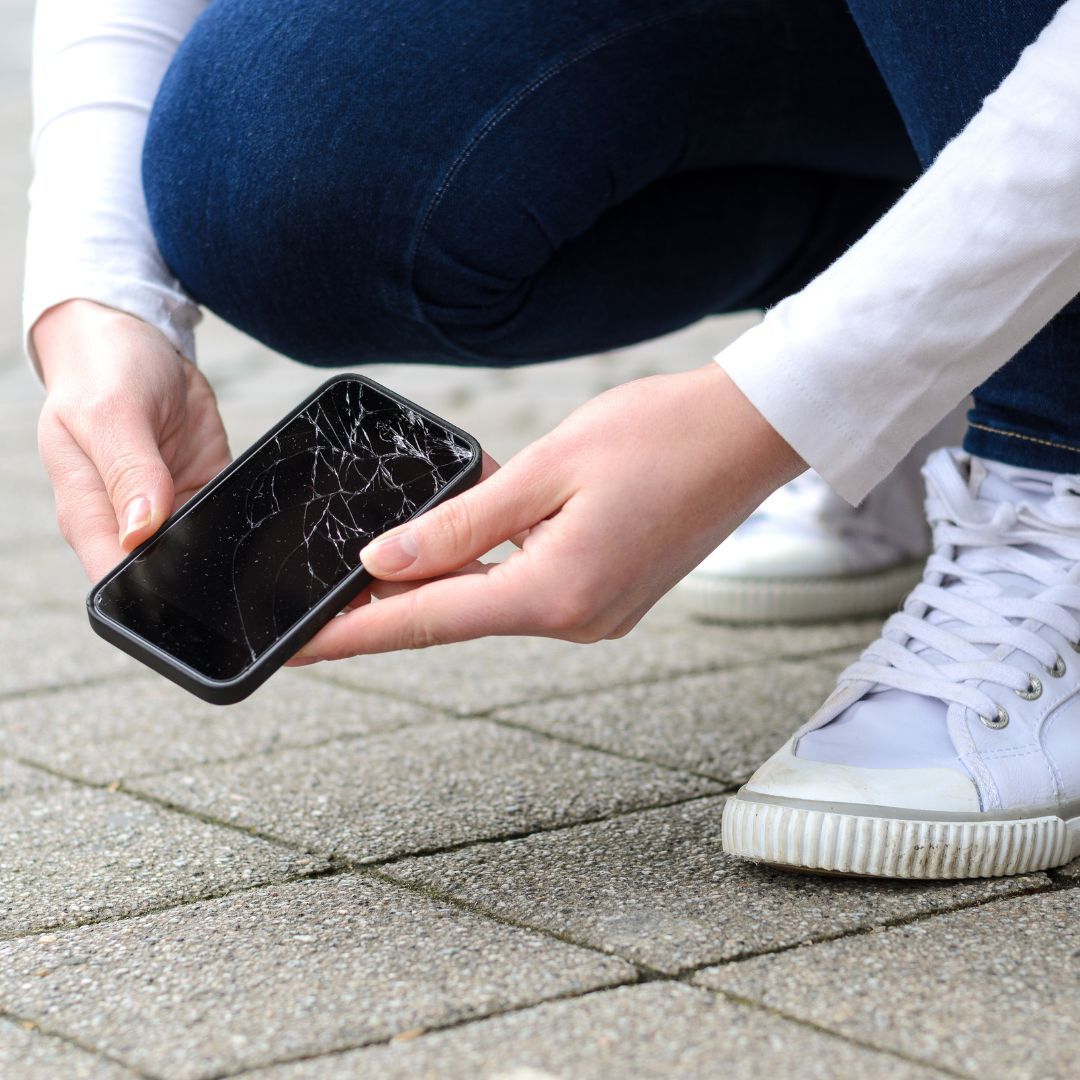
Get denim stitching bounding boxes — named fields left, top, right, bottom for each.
left=968, top=420, right=1080, bottom=456
left=407, top=4, right=714, bottom=333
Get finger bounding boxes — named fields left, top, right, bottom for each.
left=76, top=405, right=176, bottom=551
left=296, top=564, right=543, bottom=658
left=367, top=559, right=494, bottom=601
left=286, top=559, right=502, bottom=666
left=44, top=436, right=130, bottom=582
left=360, top=451, right=561, bottom=582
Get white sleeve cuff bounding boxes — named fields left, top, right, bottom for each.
left=714, top=323, right=897, bottom=505
left=713, top=0, right=1080, bottom=505
left=23, top=274, right=201, bottom=388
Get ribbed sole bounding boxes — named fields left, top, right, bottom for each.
left=679, top=560, right=924, bottom=624
left=722, top=795, right=1079, bottom=879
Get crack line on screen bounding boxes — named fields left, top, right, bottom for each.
left=229, top=381, right=473, bottom=663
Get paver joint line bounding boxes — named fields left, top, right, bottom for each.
left=300, top=640, right=863, bottom=719
left=485, top=711, right=737, bottom=783
left=366, top=788, right=735, bottom=868
left=705, top=988, right=973, bottom=1080
left=204, top=981, right=650, bottom=1080
left=0, top=1006, right=159, bottom=1080
left=0, top=864, right=343, bottom=945
left=681, top=873, right=1074, bottom=974
left=0, top=671, right=141, bottom=705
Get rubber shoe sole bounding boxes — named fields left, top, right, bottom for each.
left=681, top=559, right=924, bottom=624
left=722, top=793, right=1080, bottom=879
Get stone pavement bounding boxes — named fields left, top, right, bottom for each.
left=2, top=4, right=1078, bottom=1078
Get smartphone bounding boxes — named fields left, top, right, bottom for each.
left=87, top=374, right=482, bottom=705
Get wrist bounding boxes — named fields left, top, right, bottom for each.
left=33, top=300, right=162, bottom=390
left=692, top=360, right=806, bottom=499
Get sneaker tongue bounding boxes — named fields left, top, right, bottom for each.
left=970, top=456, right=1056, bottom=508
left=961, top=457, right=1062, bottom=597
left=915, top=457, right=1063, bottom=665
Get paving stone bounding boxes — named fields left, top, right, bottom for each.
left=498, top=656, right=847, bottom=782
left=0, top=611, right=133, bottom=696
left=0, top=1018, right=138, bottom=1080
left=0, top=758, right=60, bottom=802
left=0, top=672, right=439, bottom=784
left=0, top=480, right=56, bottom=546
left=697, top=889, right=1080, bottom=1079
left=250, top=982, right=936, bottom=1080
left=0, top=785, right=326, bottom=937
left=387, top=798, right=1052, bottom=974
left=307, top=616, right=871, bottom=716
left=0, top=538, right=88, bottom=611
left=0, top=874, right=635, bottom=1079
left=128, top=720, right=720, bottom=863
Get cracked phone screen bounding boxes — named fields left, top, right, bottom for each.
left=93, top=378, right=476, bottom=681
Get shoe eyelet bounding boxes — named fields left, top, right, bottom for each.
left=1016, top=675, right=1043, bottom=700
left=1070, top=639, right=1080, bottom=654
left=1047, top=656, right=1067, bottom=678
left=980, top=705, right=1010, bottom=730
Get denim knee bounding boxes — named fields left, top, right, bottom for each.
left=140, top=0, right=742, bottom=368
left=141, top=2, right=481, bottom=367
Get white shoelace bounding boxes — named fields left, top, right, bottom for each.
left=836, top=450, right=1080, bottom=724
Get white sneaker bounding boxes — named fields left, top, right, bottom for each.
left=723, top=448, right=1080, bottom=879
left=679, top=407, right=968, bottom=623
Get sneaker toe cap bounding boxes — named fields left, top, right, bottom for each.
left=742, top=738, right=982, bottom=815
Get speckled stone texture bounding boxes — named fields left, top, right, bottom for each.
left=696, top=889, right=1080, bottom=1079
left=0, top=758, right=62, bottom=801
left=0, top=874, right=634, bottom=1079
left=0, top=1018, right=139, bottom=1079
left=0, top=784, right=326, bottom=935
left=301, top=618, right=875, bottom=715
left=0, top=611, right=133, bottom=696
left=126, top=720, right=720, bottom=862
left=2, top=7, right=1077, bottom=1073
left=495, top=655, right=849, bottom=781
left=0, top=672, right=438, bottom=783
left=247, top=983, right=940, bottom=1080
left=387, top=798, right=1052, bottom=972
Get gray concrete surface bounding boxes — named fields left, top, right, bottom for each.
left=385, top=799, right=1051, bottom=974
left=248, top=983, right=942, bottom=1080
left=1, top=2, right=1077, bottom=1077
left=696, top=889, right=1080, bottom=1079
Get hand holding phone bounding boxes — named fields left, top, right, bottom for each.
left=87, top=375, right=481, bottom=704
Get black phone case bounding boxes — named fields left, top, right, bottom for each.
left=87, top=373, right=483, bottom=706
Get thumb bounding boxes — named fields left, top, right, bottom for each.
left=89, top=413, right=176, bottom=552
left=361, top=455, right=559, bottom=580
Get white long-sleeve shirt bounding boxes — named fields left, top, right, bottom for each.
left=25, top=0, right=207, bottom=370
left=23, top=0, right=1080, bottom=503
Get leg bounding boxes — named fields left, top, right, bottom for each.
left=141, top=0, right=918, bottom=368
left=845, top=0, right=1080, bottom=471
left=724, top=3, right=1080, bottom=880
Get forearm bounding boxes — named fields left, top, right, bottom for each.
left=716, top=0, right=1080, bottom=504
left=24, top=0, right=209, bottom=382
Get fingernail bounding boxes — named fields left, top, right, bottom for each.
left=362, top=530, right=418, bottom=573
left=123, top=496, right=151, bottom=539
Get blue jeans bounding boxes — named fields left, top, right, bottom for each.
left=142, top=0, right=1080, bottom=475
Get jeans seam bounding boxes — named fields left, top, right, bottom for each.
left=406, top=3, right=714, bottom=339
left=967, top=421, right=1080, bottom=457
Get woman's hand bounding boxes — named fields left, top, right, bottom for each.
left=34, top=299, right=231, bottom=582
left=291, top=364, right=804, bottom=661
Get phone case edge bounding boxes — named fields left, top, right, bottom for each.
left=86, top=373, right=483, bottom=706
